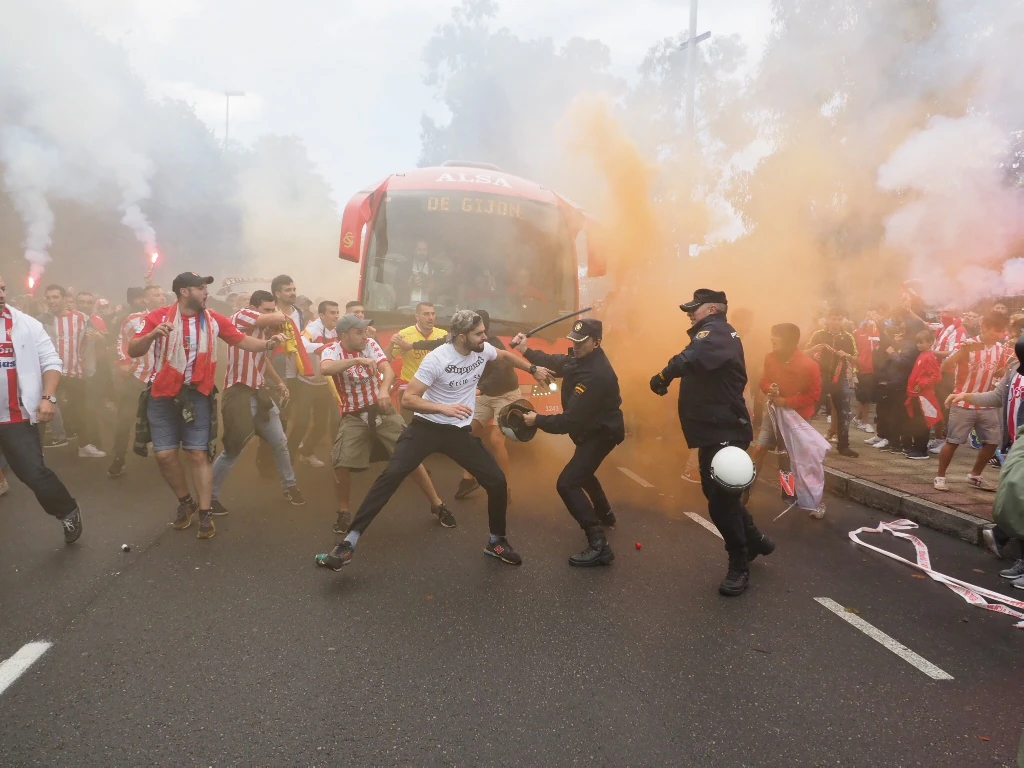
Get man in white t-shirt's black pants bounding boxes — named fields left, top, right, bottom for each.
left=315, top=310, right=553, bottom=571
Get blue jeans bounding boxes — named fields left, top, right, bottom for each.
left=148, top=390, right=213, bottom=452
left=212, top=394, right=295, bottom=498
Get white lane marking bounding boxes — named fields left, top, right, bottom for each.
left=618, top=467, right=654, bottom=488
left=684, top=512, right=723, bottom=540
left=814, top=598, right=953, bottom=681
left=0, top=642, right=52, bottom=696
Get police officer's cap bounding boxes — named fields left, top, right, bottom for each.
left=566, top=318, right=602, bottom=342
left=680, top=289, right=728, bottom=313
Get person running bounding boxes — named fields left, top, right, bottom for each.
left=109, top=285, right=164, bottom=477
left=129, top=273, right=284, bottom=540
left=38, top=284, right=104, bottom=458
left=290, top=300, right=341, bottom=468
left=315, top=309, right=552, bottom=571
left=934, top=312, right=1010, bottom=491
left=320, top=313, right=452, bottom=535
left=211, top=291, right=303, bottom=515
left=0, top=275, right=82, bottom=542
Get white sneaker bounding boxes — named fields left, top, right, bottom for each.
left=809, top=504, right=825, bottom=519
left=933, top=476, right=948, bottom=491
left=852, top=418, right=863, bottom=430
left=78, top=444, right=107, bottom=458
left=299, top=454, right=325, bottom=468
left=863, top=424, right=875, bottom=434
left=873, top=438, right=890, bottom=449
left=865, top=435, right=882, bottom=445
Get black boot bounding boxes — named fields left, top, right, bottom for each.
left=719, top=553, right=750, bottom=596
left=569, top=527, right=615, bottom=567
left=746, top=531, right=776, bottom=563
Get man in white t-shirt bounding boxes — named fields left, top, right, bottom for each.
left=315, top=309, right=553, bottom=571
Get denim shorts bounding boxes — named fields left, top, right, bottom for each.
left=148, top=390, right=213, bottom=452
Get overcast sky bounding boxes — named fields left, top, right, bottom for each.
left=72, top=0, right=773, bottom=209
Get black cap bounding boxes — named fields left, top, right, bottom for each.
left=680, top=288, right=727, bottom=313
left=336, top=313, right=373, bottom=334
left=567, top=318, right=602, bottom=342
left=171, top=272, right=214, bottom=295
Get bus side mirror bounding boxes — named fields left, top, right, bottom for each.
left=339, top=192, right=369, bottom=263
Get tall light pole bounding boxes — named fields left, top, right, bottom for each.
left=224, top=91, right=245, bottom=146
left=680, top=0, right=710, bottom=145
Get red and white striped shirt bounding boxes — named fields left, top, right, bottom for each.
left=224, top=308, right=268, bottom=389
left=322, top=338, right=387, bottom=414
left=54, top=310, right=87, bottom=378
left=952, top=339, right=1009, bottom=410
left=118, top=312, right=155, bottom=383
left=1006, top=373, right=1024, bottom=445
left=933, top=322, right=967, bottom=355
left=0, top=309, right=29, bottom=424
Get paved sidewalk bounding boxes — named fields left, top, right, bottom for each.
left=793, top=415, right=1002, bottom=544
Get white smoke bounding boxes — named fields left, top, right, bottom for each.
left=0, top=1, right=160, bottom=279
left=0, top=127, right=59, bottom=280
left=878, top=0, right=1024, bottom=306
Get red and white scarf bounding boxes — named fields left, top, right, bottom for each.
left=151, top=303, right=218, bottom=398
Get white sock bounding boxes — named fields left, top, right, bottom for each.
left=344, top=531, right=360, bottom=547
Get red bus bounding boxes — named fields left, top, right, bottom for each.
left=337, top=162, right=605, bottom=413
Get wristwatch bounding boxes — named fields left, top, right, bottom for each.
left=42, top=395, right=57, bottom=404
left=529, top=364, right=538, bottom=375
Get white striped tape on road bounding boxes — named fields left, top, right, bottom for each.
left=815, top=598, right=953, bottom=681
left=0, top=642, right=52, bottom=696
left=617, top=467, right=654, bottom=488
left=684, top=512, right=724, bottom=540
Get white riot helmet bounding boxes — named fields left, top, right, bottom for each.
left=709, top=446, right=756, bottom=493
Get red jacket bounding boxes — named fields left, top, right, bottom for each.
left=760, top=348, right=822, bottom=420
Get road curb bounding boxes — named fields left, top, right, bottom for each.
left=763, top=455, right=986, bottom=545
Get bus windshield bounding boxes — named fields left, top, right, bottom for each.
left=361, top=190, right=576, bottom=329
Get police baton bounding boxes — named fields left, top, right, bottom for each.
left=524, top=307, right=593, bottom=338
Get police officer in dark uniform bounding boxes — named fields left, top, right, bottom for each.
left=511, top=319, right=625, bottom=567
left=650, top=289, right=775, bottom=596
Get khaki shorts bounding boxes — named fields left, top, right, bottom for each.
left=332, top=411, right=407, bottom=469
left=475, top=390, right=522, bottom=426
left=945, top=405, right=1001, bottom=445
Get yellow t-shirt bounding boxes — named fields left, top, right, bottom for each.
left=393, top=324, right=448, bottom=382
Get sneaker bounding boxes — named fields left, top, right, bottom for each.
left=1000, top=559, right=1024, bottom=579
left=61, top=507, right=83, bottom=544
left=863, top=423, right=875, bottom=434
left=332, top=511, right=351, bottom=535
left=283, top=486, right=306, bottom=506
left=454, top=477, right=479, bottom=500
left=852, top=418, right=864, bottom=430
left=906, top=450, right=930, bottom=460
left=982, top=527, right=1005, bottom=559
left=211, top=499, right=229, bottom=516
left=78, top=444, right=107, bottom=458
left=809, top=504, right=825, bottom=519
left=432, top=502, right=457, bottom=529
left=1013, top=574, right=1024, bottom=590
left=315, top=542, right=354, bottom=571
left=826, top=415, right=832, bottom=425
left=872, top=439, right=890, bottom=449
left=933, top=476, right=948, bottom=491
left=299, top=454, right=325, bottom=468
left=44, top=437, right=69, bottom=448
left=681, top=467, right=701, bottom=484
left=484, top=537, right=522, bottom=565
left=197, top=511, right=216, bottom=539
left=966, top=474, right=995, bottom=492
left=107, top=456, right=125, bottom=478
left=929, top=442, right=944, bottom=454
left=837, top=447, right=859, bottom=458
left=927, top=438, right=943, bottom=451
left=172, top=498, right=197, bottom=530
left=865, top=435, right=882, bottom=445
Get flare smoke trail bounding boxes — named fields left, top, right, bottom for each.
left=0, top=127, right=58, bottom=281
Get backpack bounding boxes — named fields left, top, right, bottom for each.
left=993, top=435, right=1024, bottom=539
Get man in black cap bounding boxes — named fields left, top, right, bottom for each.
left=511, top=318, right=625, bottom=566
left=650, top=289, right=774, bottom=596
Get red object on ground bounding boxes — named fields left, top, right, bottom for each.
left=635, top=542, right=642, bottom=550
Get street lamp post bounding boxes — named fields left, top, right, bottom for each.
left=224, top=91, right=245, bottom=146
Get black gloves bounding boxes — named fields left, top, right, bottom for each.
left=650, top=371, right=669, bottom=396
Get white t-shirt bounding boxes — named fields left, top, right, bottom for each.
left=412, top=342, right=498, bottom=428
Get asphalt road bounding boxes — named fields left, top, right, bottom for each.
left=1, top=435, right=1022, bottom=767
